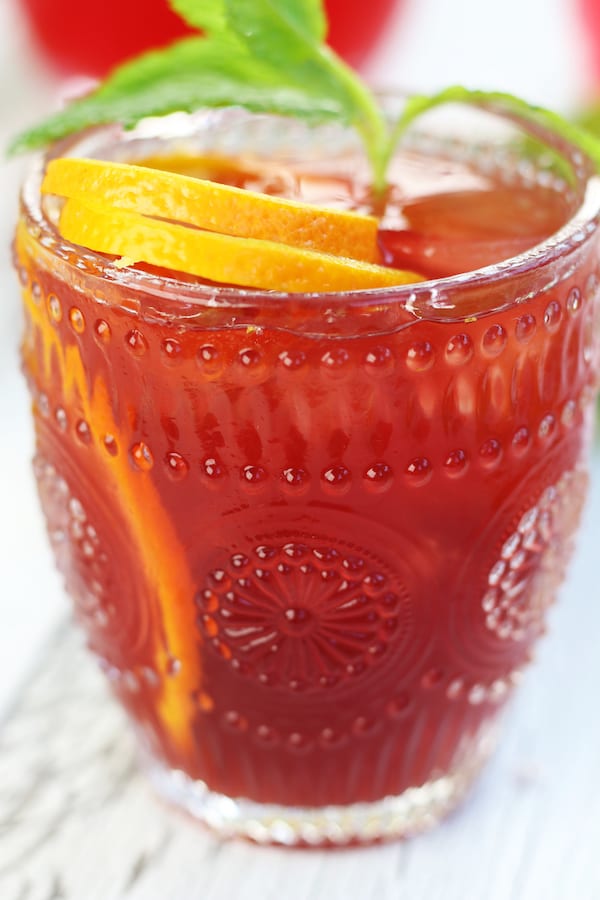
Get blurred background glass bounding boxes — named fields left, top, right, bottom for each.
left=579, top=0, right=600, bottom=87
left=18, top=0, right=404, bottom=76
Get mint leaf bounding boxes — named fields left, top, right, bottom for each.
left=224, top=0, right=334, bottom=91
left=11, top=1, right=600, bottom=195
left=9, top=34, right=346, bottom=156
left=169, top=0, right=227, bottom=33
left=226, top=0, right=326, bottom=47
left=387, top=86, right=600, bottom=178
left=11, top=0, right=387, bottom=184
left=223, top=0, right=387, bottom=177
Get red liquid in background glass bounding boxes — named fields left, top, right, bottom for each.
left=579, top=0, right=600, bottom=83
left=326, top=0, right=401, bottom=68
left=18, top=149, right=598, bottom=811
left=20, top=0, right=401, bottom=76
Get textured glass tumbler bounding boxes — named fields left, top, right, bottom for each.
left=14, top=106, right=600, bottom=845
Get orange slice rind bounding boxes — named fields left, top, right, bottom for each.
left=59, top=198, right=423, bottom=293
left=43, top=157, right=381, bottom=263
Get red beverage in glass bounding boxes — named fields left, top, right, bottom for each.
left=19, top=0, right=401, bottom=75
left=579, top=0, right=600, bottom=85
left=326, top=0, right=401, bottom=69
left=15, top=102, right=600, bottom=844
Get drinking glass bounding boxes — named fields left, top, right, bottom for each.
left=14, top=100, right=600, bottom=845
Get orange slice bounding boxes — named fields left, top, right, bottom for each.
left=59, top=198, right=423, bottom=292
left=43, top=157, right=380, bottom=263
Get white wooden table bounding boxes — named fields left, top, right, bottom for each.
left=1, top=0, right=600, bottom=897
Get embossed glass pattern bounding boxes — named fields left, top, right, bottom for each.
left=14, top=104, right=600, bottom=845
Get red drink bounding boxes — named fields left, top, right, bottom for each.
left=325, top=0, right=401, bottom=69
left=579, top=0, right=600, bottom=85
left=19, top=0, right=401, bottom=75
left=20, top=0, right=189, bottom=78
left=15, top=105, right=600, bottom=843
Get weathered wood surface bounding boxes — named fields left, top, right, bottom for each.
left=1, top=467, right=599, bottom=900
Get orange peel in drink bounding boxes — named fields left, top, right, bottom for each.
left=43, top=157, right=381, bottom=263
left=58, top=197, right=424, bottom=293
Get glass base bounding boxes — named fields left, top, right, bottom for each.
left=142, top=730, right=496, bottom=846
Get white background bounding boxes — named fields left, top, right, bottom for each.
left=0, top=0, right=599, bottom=896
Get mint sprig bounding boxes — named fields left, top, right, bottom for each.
left=11, top=36, right=346, bottom=144
left=387, top=86, right=600, bottom=175
left=10, top=1, right=600, bottom=191
left=11, top=0, right=389, bottom=188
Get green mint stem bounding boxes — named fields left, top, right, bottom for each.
left=313, top=45, right=390, bottom=192
left=386, top=86, right=600, bottom=179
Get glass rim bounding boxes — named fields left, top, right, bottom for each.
left=18, top=101, right=600, bottom=322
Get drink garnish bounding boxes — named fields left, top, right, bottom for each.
left=13, top=1, right=600, bottom=288
left=57, top=195, right=423, bottom=291
left=12, top=0, right=388, bottom=189
left=42, top=157, right=381, bottom=261
left=12, top=1, right=600, bottom=189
